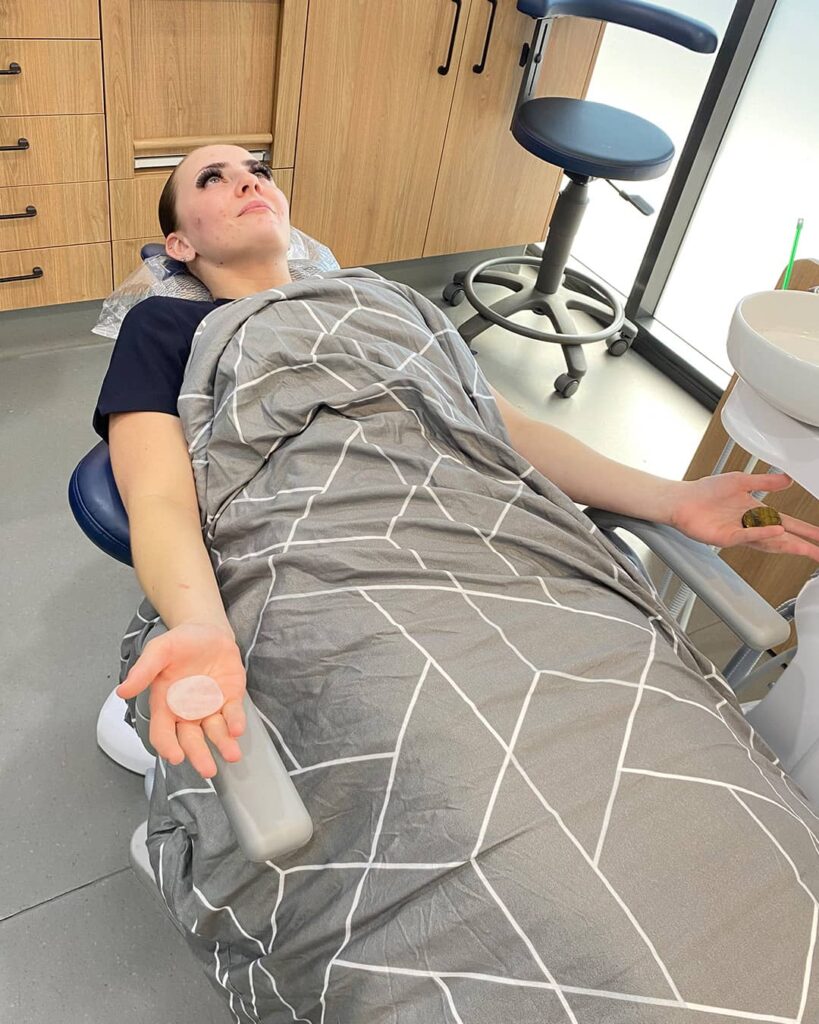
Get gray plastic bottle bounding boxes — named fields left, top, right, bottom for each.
left=135, top=687, right=313, bottom=862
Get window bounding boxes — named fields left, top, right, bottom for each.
left=654, top=0, right=819, bottom=373
left=572, top=1, right=735, bottom=298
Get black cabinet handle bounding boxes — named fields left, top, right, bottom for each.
left=0, top=204, right=36, bottom=221
left=438, top=0, right=462, bottom=76
left=0, top=138, right=30, bottom=152
left=472, top=0, right=498, bottom=74
left=0, top=62, right=21, bottom=75
left=1, top=265, right=43, bottom=284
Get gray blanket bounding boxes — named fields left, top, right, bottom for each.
left=121, top=269, right=819, bottom=1023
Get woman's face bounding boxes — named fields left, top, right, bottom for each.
left=166, top=144, right=291, bottom=265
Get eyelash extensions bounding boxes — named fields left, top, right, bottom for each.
left=194, top=162, right=275, bottom=188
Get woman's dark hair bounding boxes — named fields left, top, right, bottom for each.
left=158, top=166, right=180, bottom=237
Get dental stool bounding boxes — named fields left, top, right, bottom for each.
left=444, top=0, right=718, bottom=397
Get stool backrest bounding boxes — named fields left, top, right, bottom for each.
left=516, top=0, right=718, bottom=53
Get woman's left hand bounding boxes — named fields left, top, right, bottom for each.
left=669, top=472, right=819, bottom=561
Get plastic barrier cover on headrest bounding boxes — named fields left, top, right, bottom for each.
left=92, top=226, right=341, bottom=340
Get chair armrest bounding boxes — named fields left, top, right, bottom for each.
left=516, top=0, right=718, bottom=53
left=134, top=624, right=313, bottom=863
left=584, top=508, right=791, bottom=651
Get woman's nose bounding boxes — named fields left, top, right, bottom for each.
left=237, top=174, right=262, bottom=193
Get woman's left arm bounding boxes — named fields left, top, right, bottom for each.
left=491, top=387, right=819, bottom=561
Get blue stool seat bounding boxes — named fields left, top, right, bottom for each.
left=512, top=97, right=674, bottom=181
left=68, top=441, right=133, bottom=566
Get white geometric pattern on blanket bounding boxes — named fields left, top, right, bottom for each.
left=125, top=270, right=819, bottom=1024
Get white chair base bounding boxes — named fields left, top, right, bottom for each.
left=96, top=685, right=155, bottom=776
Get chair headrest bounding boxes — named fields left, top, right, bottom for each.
left=92, top=226, right=341, bottom=340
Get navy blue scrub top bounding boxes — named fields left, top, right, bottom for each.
left=92, top=295, right=232, bottom=442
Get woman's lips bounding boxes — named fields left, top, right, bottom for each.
left=239, top=201, right=273, bottom=216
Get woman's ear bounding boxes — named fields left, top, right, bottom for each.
left=165, top=231, right=196, bottom=263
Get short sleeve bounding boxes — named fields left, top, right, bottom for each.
left=92, top=296, right=191, bottom=442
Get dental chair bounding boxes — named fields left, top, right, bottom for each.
left=70, top=248, right=812, bottom=898
left=444, top=0, right=718, bottom=397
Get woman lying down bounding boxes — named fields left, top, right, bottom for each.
left=94, top=145, right=819, bottom=1024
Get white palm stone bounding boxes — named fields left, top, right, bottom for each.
left=167, top=674, right=225, bottom=721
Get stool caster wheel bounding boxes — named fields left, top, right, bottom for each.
left=554, top=373, right=580, bottom=398
left=442, top=282, right=466, bottom=307
left=607, top=320, right=637, bottom=357
left=606, top=336, right=631, bottom=357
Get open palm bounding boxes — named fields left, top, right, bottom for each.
left=671, top=472, right=819, bottom=560
left=117, top=621, right=247, bottom=779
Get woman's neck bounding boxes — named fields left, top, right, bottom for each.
left=194, top=256, right=293, bottom=300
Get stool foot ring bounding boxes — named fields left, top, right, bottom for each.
left=461, top=256, right=625, bottom=344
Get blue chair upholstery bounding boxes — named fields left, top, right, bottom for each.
left=516, top=0, right=718, bottom=53
left=68, top=441, right=133, bottom=566
left=512, top=97, right=674, bottom=181
left=141, top=242, right=190, bottom=276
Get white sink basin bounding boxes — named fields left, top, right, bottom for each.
left=727, top=289, right=819, bottom=427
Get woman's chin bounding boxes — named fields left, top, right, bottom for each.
left=241, top=227, right=291, bottom=256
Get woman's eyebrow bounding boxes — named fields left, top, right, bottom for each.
left=195, top=160, right=260, bottom=175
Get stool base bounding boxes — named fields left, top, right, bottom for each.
left=444, top=255, right=635, bottom=397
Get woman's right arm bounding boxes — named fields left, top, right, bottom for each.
left=109, top=410, right=247, bottom=778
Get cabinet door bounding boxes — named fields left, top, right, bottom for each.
left=291, top=0, right=473, bottom=267
left=100, top=0, right=306, bottom=179
left=424, top=9, right=603, bottom=256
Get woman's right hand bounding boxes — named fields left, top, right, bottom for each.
left=117, top=622, right=247, bottom=779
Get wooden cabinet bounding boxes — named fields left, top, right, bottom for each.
left=292, top=0, right=602, bottom=267
left=101, top=0, right=307, bottom=284
left=0, top=11, right=111, bottom=314
left=101, top=0, right=306, bottom=177
left=292, top=0, right=472, bottom=266
left=1, top=0, right=603, bottom=309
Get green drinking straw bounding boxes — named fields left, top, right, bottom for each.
left=782, top=217, right=804, bottom=289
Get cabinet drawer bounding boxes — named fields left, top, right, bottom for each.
left=0, top=40, right=103, bottom=116
left=0, top=115, right=106, bottom=187
left=0, top=0, right=100, bottom=39
left=0, top=181, right=109, bottom=252
left=111, top=168, right=294, bottom=239
left=0, top=242, right=111, bottom=312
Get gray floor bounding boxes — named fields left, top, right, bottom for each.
left=1, top=252, right=731, bottom=1022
